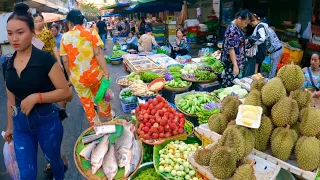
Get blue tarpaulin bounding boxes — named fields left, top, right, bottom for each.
left=125, top=0, right=184, bottom=13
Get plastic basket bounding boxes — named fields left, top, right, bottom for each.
left=119, top=88, right=137, bottom=104
left=121, top=101, right=138, bottom=113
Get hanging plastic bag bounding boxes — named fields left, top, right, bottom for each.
left=302, top=22, right=312, bottom=41
left=2, top=131, right=20, bottom=180
left=94, top=78, right=112, bottom=104
left=104, top=89, right=114, bottom=103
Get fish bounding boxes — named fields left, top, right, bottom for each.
left=115, top=121, right=134, bottom=167
left=102, top=144, right=118, bottom=180
left=79, top=141, right=99, bottom=161
left=125, top=140, right=141, bottom=177
left=91, top=135, right=110, bottom=174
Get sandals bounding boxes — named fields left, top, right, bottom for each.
left=44, top=155, right=68, bottom=177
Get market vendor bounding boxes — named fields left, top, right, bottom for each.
left=221, top=9, right=252, bottom=87
left=138, top=28, right=160, bottom=52
left=170, top=29, right=189, bottom=59
left=126, top=32, right=138, bottom=51
left=302, top=53, right=320, bottom=109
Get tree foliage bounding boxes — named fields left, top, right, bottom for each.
left=79, top=3, right=100, bottom=21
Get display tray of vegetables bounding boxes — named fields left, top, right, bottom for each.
left=175, top=91, right=218, bottom=117
left=153, top=137, right=202, bottom=180
left=129, top=162, right=163, bottom=180
left=200, top=53, right=224, bottom=74
left=197, top=103, right=220, bottom=124
left=211, top=85, right=248, bottom=101
left=165, top=65, right=183, bottom=81
left=181, top=64, right=217, bottom=83
left=140, top=71, right=164, bottom=83
left=110, top=50, right=127, bottom=59
left=164, top=79, right=192, bottom=92
left=120, top=88, right=137, bottom=104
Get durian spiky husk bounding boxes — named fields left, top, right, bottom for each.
left=233, top=163, right=256, bottom=180
left=221, top=96, right=242, bottom=121
left=250, top=79, right=266, bottom=91
left=271, top=97, right=299, bottom=127
left=291, top=89, right=313, bottom=110
left=194, top=148, right=213, bottom=166
left=236, top=126, right=255, bottom=156
left=208, top=113, right=228, bottom=134
left=295, top=136, right=320, bottom=171
left=209, top=146, right=237, bottom=179
left=299, top=107, right=320, bottom=136
left=252, top=115, right=274, bottom=151
left=244, top=89, right=261, bottom=106
left=261, top=77, right=286, bottom=107
left=277, top=62, right=305, bottom=92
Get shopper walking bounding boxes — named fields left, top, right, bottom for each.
left=4, top=3, right=71, bottom=179
left=221, top=9, right=252, bottom=87
left=96, top=16, right=107, bottom=50
left=60, top=9, right=111, bottom=126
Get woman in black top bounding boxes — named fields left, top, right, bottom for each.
left=4, top=3, right=72, bottom=179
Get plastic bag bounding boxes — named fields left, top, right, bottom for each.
left=302, top=22, right=312, bottom=41
left=104, top=89, right=114, bottom=102
left=2, top=131, right=20, bottom=180
left=94, top=78, right=112, bottom=104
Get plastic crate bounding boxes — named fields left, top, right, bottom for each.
left=193, top=81, right=221, bottom=92
left=162, top=90, right=188, bottom=104
left=121, top=101, right=137, bottom=113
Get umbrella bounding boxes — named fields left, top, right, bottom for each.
left=42, top=13, right=64, bottom=23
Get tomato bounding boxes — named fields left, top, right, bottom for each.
left=138, top=115, right=144, bottom=121
left=169, top=114, right=174, bottom=119
left=179, top=123, right=184, bottom=128
left=150, top=126, right=157, bottom=133
left=170, top=108, right=176, bottom=113
left=152, top=133, right=159, bottom=139
left=139, top=123, right=144, bottom=129
left=143, top=134, right=150, bottom=140
left=160, top=119, right=167, bottom=126
left=159, top=133, right=165, bottom=138
left=146, top=122, right=152, bottom=128
left=150, top=119, right=156, bottom=124
left=162, top=108, right=167, bottom=113
left=148, top=99, right=153, bottom=104
left=148, top=104, right=154, bottom=110
left=164, top=103, right=168, bottom=108
left=143, top=119, right=148, bottom=124
left=143, top=113, right=149, bottom=120
left=156, top=95, right=162, bottom=102
left=136, top=129, right=142, bottom=135
left=136, top=107, right=140, bottom=113
left=178, top=113, right=184, bottom=119
left=180, top=118, right=185, bottom=124
left=172, top=119, right=178, bottom=124
left=170, top=123, right=177, bottom=131
left=152, top=99, right=158, bottom=106
left=178, top=128, right=184, bottom=134
left=165, top=132, right=172, bottom=137
left=146, top=109, right=151, bottom=115
left=153, top=123, right=159, bottom=128
left=142, top=104, right=148, bottom=110
left=172, top=130, right=178, bottom=136
left=158, top=110, right=164, bottom=117
left=142, top=127, right=150, bottom=134
left=158, top=126, right=164, bottom=133
left=150, top=109, right=156, bottom=115
left=164, top=124, right=171, bottom=132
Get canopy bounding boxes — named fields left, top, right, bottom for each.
left=126, top=0, right=184, bottom=13
left=42, top=13, right=64, bottom=23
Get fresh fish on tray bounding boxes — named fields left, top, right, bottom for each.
left=79, top=141, right=99, bottom=160
left=115, top=121, right=134, bottom=168
left=82, top=134, right=104, bottom=144
left=102, top=144, right=118, bottom=180
left=94, top=125, right=116, bottom=135
left=125, top=140, right=141, bottom=177
left=91, top=135, right=109, bottom=174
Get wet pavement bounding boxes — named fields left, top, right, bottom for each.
left=0, top=39, right=128, bottom=180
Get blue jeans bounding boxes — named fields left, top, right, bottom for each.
left=99, top=33, right=106, bottom=47
left=12, top=104, right=64, bottom=180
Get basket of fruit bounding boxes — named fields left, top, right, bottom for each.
left=164, top=79, right=192, bottom=92
left=135, top=95, right=191, bottom=145
left=153, top=137, right=203, bottom=180
left=74, top=120, right=143, bottom=180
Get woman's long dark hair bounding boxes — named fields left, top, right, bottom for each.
left=7, top=3, right=34, bottom=31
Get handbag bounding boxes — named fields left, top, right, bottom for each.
left=307, top=67, right=319, bottom=91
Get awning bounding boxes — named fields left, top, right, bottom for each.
left=42, top=13, right=64, bottom=23
left=127, top=0, right=184, bottom=13
left=25, top=0, right=68, bottom=14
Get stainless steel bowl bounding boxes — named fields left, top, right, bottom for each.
left=129, top=162, right=154, bottom=180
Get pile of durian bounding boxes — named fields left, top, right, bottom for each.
left=205, top=62, right=320, bottom=174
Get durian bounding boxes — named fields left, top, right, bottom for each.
left=261, top=77, right=286, bottom=107
left=233, top=161, right=256, bottom=180
left=252, top=115, right=274, bottom=151
left=244, top=90, right=261, bottom=106
left=291, top=89, right=313, bottom=110
left=250, top=79, right=266, bottom=91
left=236, top=126, right=255, bottom=156
left=218, top=126, right=246, bottom=160
left=271, top=97, right=299, bottom=127
left=208, top=113, right=228, bottom=134
left=194, top=148, right=213, bottom=166
left=271, top=125, right=297, bottom=161
left=277, top=62, right=305, bottom=92
left=209, top=146, right=237, bottom=179
left=299, top=107, right=320, bottom=136
left=295, top=136, right=320, bottom=171
left=221, top=96, right=242, bottom=120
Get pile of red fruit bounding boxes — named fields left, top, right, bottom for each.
left=136, top=95, right=186, bottom=140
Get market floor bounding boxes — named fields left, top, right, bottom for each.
left=0, top=39, right=203, bottom=180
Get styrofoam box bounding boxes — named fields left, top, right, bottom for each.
left=235, top=105, right=263, bottom=129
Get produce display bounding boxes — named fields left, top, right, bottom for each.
left=126, top=72, right=141, bottom=81
left=213, top=85, right=248, bottom=101
left=180, top=64, right=198, bottom=75
left=111, top=50, right=127, bottom=59
left=117, top=77, right=134, bottom=86
left=121, top=90, right=133, bottom=99
left=194, top=70, right=216, bottom=81
left=200, top=52, right=224, bottom=74
left=165, top=65, right=183, bottom=80
left=132, top=167, right=163, bottom=180
left=140, top=72, right=164, bottom=82
left=142, top=144, right=154, bottom=163
left=165, top=79, right=191, bottom=88
left=157, top=140, right=201, bottom=180
left=129, top=80, right=155, bottom=96
left=198, top=104, right=220, bottom=124
left=177, top=92, right=217, bottom=115
left=75, top=122, right=141, bottom=179
left=136, top=95, right=187, bottom=141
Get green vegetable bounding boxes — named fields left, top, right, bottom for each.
left=111, top=50, right=127, bottom=58
left=133, top=168, right=163, bottom=180
left=121, top=90, right=133, bottom=98
left=198, top=108, right=220, bottom=124
left=143, top=143, right=154, bottom=163
left=168, top=66, right=182, bottom=72
left=178, top=93, right=216, bottom=115
left=262, top=63, right=271, bottom=73
left=165, top=79, right=190, bottom=88
left=126, top=72, right=140, bottom=81
left=211, top=61, right=224, bottom=74
left=140, top=72, right=164, bottom=82
left=195, top=70, right=216, bottom=80
left=184, top=121, right=194, bottom=134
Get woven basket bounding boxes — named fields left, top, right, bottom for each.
left=174, top=91, right=205, bottom=118
left=116, top=76, right=132, bottom=88
left=74, top=121, right=143, bottom=180
left=181, top=76, right=216, bottom=83
left=163, top=83, right=192, bottom=92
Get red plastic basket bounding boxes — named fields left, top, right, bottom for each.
left=148, top=78, right=165, bottom=92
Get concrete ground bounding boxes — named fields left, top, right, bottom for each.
left=0, top=39, right=203, bottom=180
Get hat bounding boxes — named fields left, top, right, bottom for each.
left=146, top=28, right=152, bottom=32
